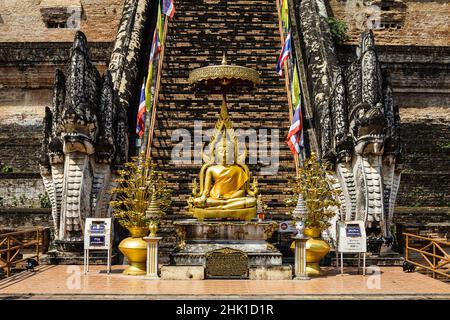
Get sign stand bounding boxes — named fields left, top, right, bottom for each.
left=336, top=221, right=367, bottom=276
left=83, top=218, right=113, bottom=275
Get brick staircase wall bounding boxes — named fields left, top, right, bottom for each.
left=150, top=0, right=296, bottom=260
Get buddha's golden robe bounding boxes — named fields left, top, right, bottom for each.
left=209, top=165, right=248, bottom=200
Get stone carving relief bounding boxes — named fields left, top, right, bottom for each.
left=299, top=0, right=402, bottom=249
left=39, top=31, right=125, bottom=246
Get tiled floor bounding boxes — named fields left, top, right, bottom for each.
left=0, top=265, right=448, bottom=299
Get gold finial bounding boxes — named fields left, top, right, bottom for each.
left=222, top=52, right=228, bottom=65
left=220, top=98, right=229, bottom=119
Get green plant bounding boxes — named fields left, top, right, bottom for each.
left=39, top=192, right=51, bottom=208
left=110, top=152, right=172, bottom=229
left=11, top=196, right=18, bottom=207
left=284, top=152, right=341, bottom=230
left=326, top=17, right=350, bottom=45
left=410, top=186, right=426, bottom=207
left=0, top=164, right=13, bottom=173
left=437, top=141, right=450, bottom=151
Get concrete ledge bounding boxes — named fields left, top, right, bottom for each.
left=160, top=266, right=205, bottom=280
left=249, top=265, right=293, bottom=280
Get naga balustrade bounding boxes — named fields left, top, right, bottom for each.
left=0, top=228, right=49, bottom=277
left=404, top=232, right=450, bottom=279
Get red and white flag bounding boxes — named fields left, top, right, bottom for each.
left=136, top=80, right=146, bottom=138
left=162, top=0, right=175, bottom=18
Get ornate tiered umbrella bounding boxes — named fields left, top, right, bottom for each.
left=188, top=53, right=260, bottom=95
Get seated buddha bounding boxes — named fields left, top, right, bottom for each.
left=188, top=140, right=258, bottom=221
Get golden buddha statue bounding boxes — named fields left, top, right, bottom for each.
left=187, top=101, right=258, bottom=221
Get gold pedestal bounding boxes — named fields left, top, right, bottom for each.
left=191, top=207, right=256, bottom=222
left=293, top=236, right=310, bottom=280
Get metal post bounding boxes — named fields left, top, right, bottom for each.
left=36, top=229, right=40, bottom=262
left=335, top=250, right=339, bottom=269
left=358, top=252, right=361, bottom=274
left=432, top=242, right=436, bottom=279
left=363, top=252, right=366, bottom=276
left=405, top=234, right=409, bottom=261
left=293, top=236, right=310, bottom=280
left=340, top=252, right=344, bottom=275
left=107, top=248, right=111, bottom=275
left=6, top=235, right=10, bottom=277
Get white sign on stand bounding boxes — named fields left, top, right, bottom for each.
left=336, top=221, right=367, bottom=275
left=83, top=218, right=112, bottom=274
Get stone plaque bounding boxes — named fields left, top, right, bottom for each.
left=205, top=248, right=249, bottom=279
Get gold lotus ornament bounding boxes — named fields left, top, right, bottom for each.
left=286, top=152, right=341, bottom=276
left=109, top=152, right=172, bottom=275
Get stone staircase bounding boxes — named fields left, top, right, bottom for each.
left=150, top=0, right=295, bottom=261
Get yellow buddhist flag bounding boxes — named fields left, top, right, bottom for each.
left=291, top=64, right=301, bottom=110
left=157, top=1, right=163, bottom=44
left=281, top=0, right=289, bottom=29
left=145, top=61, right=154, bottom=111
left=144, top=1, right=163, bottom=111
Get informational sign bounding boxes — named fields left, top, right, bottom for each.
left=278, top=220, right=296, bottom=233
left=337, top=221, right=367, bottom=253
left=83, top=218, right=112, bottom=274
left=205, top=248, right=248, bottom=279
left=84, top=218, right=112, bottom=250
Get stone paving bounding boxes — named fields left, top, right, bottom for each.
left=0, top=265, right=449, bottom=300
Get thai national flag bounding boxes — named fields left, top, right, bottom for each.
left=286, top=106, right=304, bottom=155
left=149, top=29, right=161, bottom=62
left=163, top=0, right=175, bottom=18
left=276, top=31, right=291, bottom=76
left=136, top=80, right=146, bottom=138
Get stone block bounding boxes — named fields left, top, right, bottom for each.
left=160, top=265, right=205, bottom=280
left=249, top=265, right=293, bottom=280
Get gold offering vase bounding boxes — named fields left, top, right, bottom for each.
left=305, top=227, right=330, bottom=277
left=118, top=227, right=149, bottom=275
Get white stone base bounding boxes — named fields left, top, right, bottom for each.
left=160, top=266, right=205, bottom=280
left=249, top=266, right=293, bottom=280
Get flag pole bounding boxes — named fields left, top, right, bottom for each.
left=145, top=14, right=170, bottom=160
left=275, top=0, right=299, bottom=176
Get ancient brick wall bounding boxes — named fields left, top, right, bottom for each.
left=397, top=108, right=450, bottom=208
left=328, top=0, right=450, bottom=46
left=0, top=11, right=117, bottom=229
left=0, top=208, right=52, bottom=229
left=0, top=0, right=124, bottom=42
left=0, top=42, right=113, bottom=171
left=0, top=174, right=45, bottom=208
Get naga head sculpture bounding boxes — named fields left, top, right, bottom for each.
left=59, top=31, right=101, bottom=155
left=348, top=31, right=387, bottom=156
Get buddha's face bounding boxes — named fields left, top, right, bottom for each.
left=215, top=145, right=227, bottom=164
